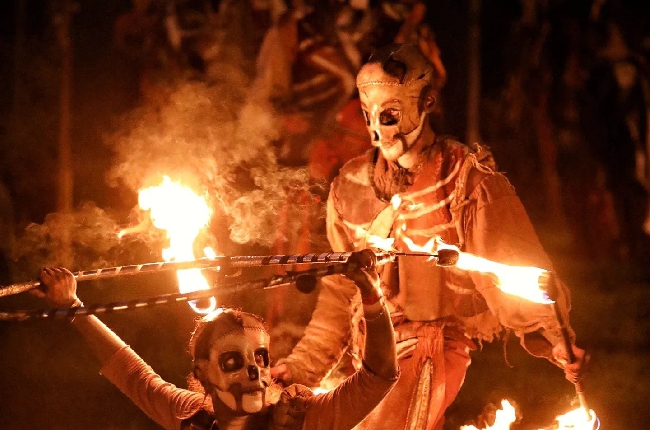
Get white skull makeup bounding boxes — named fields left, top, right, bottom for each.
left=193, top=310, right=272, bottom=415
left=356, top=44, right=436, bottom=162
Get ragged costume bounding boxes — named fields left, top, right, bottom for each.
left=277, top=43, right=575, bottom=430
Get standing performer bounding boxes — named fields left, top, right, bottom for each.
left=271, top=43, right=587, bottom=430
left=35, top=250, right=398, bottom=430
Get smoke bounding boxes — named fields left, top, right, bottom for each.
left=105, top=47, right=318, bottom=249
left=7, top=33, right=320, bottom=282
left=8, top=201, right=157, bottom=281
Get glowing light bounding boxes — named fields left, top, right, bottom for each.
left=313, top=374, right=347, bottom=395
left=545, top=407, right=599, bottom=430
left=365, top=227, right=552, bottom=304
left=135, top=176, right=216, bottom=314
left=436, top=242, right=552, bottom=304
left=460, top=399, right=517, bottom=430
left=366, top=232, right=396, bottom=251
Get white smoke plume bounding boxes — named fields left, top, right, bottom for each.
left=105, top=48, right=318, bottom=249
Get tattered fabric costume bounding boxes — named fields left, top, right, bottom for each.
left=279, top=136, right=574, bottom=430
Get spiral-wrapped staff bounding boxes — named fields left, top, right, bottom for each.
left=0, top=249, right=459, bottom=298
left=0, top=249, right=460, bottom=321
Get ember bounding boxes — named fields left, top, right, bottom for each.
left=130, top=176, right=216, bottom=313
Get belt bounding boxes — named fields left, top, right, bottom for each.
left=391, top=313, right=477, bottom=351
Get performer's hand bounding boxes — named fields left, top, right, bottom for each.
left=270, top=363, right=293, bottom=387
left=552, top=342, right=590, bottom=384
left=343, top=249, right=381, bottom=299
left=33, top=267, right=79, bottom=308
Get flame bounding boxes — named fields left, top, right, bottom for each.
left=438, top=243, right=552, bottom=304
left=369, top=231, right=552, bottom=304
left=460, top=399, right=517, bottom=430
left=135, top=176, right=216, bottom=314
left=544, top=407, right=599, bottom=430
left=366, top=232, right=396, bottom=251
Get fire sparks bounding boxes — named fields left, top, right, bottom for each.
left=460, top=399, right=517, bottom=430
left=128, top=176, right=216, bottom=314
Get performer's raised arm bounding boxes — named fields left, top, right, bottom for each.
left=36, top=259, right=397, bottom=430
left=36, top=268, right=205, bottom=430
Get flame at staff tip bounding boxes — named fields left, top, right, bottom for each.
left=137, top=175, right=216, bottom=314
left=542, top=407, right=599, bottom=430
left=460, top=400, right=517, bottom=430
left=398, top=236, right=553, bottom=305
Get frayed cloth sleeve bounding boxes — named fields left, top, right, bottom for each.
left=278, top=274, right=359, bottom=387
left=462, top=173, right=574, bottom=358
left=100, top=346, right=205, bottom=430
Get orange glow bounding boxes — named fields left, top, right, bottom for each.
left=460, top=399, right=517, bottom=430
left=436, top=242, right=552, bottom=304
left=545, top=407, right=599, bottom=430
left=365, top=232, right=396, bottom=251
left=365, top=229, right=552, bottom=304
left=133, top=176, right=216, bottom=314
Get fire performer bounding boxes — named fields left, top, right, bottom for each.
left=34, top=250, right=398, bottom=430
left=271, top=43, right=588, bottom=429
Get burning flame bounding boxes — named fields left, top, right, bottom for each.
left=131, top=176, right=216, bottom=314
left=460, top=399, right=517, bottom=430
left=545, top=407, right=599, bottom=430
left=440, top=244, right=552, bottom=305
left=365, top=231, right=552, bottom=304
left=458, top=400, right=598, bottom=430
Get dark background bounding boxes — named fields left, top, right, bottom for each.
left=1, top=1, right=650, bottom=429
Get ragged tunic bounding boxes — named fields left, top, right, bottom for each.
left=279, top=137, right=575, bottom=430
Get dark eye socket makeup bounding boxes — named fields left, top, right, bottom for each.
left=379, top=108, right=401, bottom=125
left=219, top=351, right=244, bottom=372
left=255, top=348, right=269, bottom=367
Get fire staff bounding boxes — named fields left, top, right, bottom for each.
left=34, top=249, right=398, bottom=430
left=271, top=43, right=588, bottom=430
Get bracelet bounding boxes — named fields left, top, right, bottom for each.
left=69, top=298, right=83, bottom=323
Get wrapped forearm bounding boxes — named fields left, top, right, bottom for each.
left=279, top=274, right=360, bottom=387
left=361, top=299, right=398, bottom=380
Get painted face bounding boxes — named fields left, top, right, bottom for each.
left=358, top=76, right=427, bottom=161
left=356, top=44, right=435, bottom=162
left=201, top=327, right=271, bottom=414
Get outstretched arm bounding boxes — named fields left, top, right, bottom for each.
left=36, top=268, right=204, bottom=430
left=35, top=268, right=125, bottom=362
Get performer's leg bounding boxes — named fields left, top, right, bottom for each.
left=431, top=338, right=472, bottom=430
left=356, top=324, right=468, bottom=430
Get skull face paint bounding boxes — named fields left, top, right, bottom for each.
left=356, top=44, right=435, bottom=162
left=204, top=329, right=271, bottom=414
left=193, top=310, right=271, bottom=415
